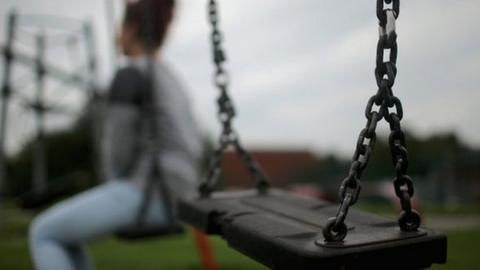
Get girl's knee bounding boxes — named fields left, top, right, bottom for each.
left=29, top=213, right=53, bottom=243
left=29, top=216, right=43, bottom=243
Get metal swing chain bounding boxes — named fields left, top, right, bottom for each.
left=323, top=0, right=420, bottom=242
left=199, top=0, right=269, bottom=197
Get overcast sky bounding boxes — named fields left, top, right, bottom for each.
left=0, top=0, right=479, bottom=157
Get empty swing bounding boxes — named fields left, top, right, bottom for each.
left=178, top=1, right=447, bottom=270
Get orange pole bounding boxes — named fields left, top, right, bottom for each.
left=193, top=229, right=220, bottom=270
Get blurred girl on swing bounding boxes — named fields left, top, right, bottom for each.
left=29, top=1, right=203, bottom=269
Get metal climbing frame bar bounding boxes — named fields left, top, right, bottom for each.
left=0, top=9, right=102, bottom=208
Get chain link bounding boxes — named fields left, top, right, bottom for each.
left=324, top=0, right=420, bottom=242
left=199, top=0, right=269, bottom=198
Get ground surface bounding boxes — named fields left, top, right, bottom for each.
left=0, top=201, right=479, bottom=270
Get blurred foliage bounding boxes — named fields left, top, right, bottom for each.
left=4, top=106, right=211, bottom=202
left=4, top=101, right=480, bottom=205
left=299, top=132, right=480, bottom=184
left=363, top=131, right=480, bottom=180
left=5, top=108, right=96, bottom=197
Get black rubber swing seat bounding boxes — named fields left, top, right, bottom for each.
left=179, top=189, right=447, bottom=270
left=115, top=223, right=184, bottom=240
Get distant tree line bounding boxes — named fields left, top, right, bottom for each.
left=5, top=108, right=480, bottom=205
left=6, top=109, right=96, bottom=202
left=297, top=132, right=480, bottom=204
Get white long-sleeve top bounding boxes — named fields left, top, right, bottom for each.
left=102, top=59, right=203, bottom=199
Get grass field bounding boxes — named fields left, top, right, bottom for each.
left=1, top=202, right=479, bottom=270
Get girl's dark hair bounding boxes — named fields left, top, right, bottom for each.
left=123, top=0, right=175, bottom=50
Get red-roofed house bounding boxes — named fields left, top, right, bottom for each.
left=221, top=150, right=320, bottom=188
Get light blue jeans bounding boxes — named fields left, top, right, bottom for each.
left=29, top=180, right=167, bottom=270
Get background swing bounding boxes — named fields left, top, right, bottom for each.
left=112, top=63, right=184, bottom=239
left=110, top=63, right=221, bottom=269
left=179, top=1, right=447, bottom=269
left=112, top=0, right=185, bottom=240
left=110, top=3, right=220, bottom=269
